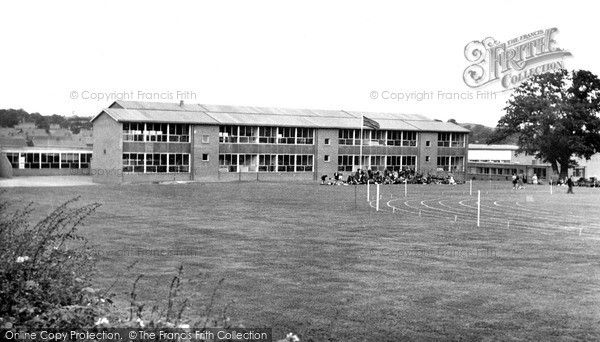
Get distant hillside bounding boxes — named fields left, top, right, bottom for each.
left=458, top=122, right=518, bottom=145
left=0, top=108, right=92, bottom=134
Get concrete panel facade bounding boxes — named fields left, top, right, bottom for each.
left=418, top=132, right=438, bottom=175
left=315, top=128, right=338, bottom=180
left=192, top=125, right=220, bottom=181
left=91, top=113, right=122, bottom=184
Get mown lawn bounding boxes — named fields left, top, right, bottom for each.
left=3, top=181, right=600, bottom=341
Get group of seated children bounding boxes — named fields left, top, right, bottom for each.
left=321, top=168, right=416, bottom=185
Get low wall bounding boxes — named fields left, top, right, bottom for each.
left=217, top=172, right=315, bottom=182
left=122, top=173, right=192, bottom=184
left=12, top=168, right=91, bottom=177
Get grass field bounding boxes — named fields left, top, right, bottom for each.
left=3, top=180, right=600, bottom=341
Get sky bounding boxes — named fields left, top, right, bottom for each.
left=0, top=0, right=598, bottom=127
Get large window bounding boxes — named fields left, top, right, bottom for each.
left=220, top=126, right=314, bottom=145
left=402, top=156, right=416, bottom=170
left=386, top=131, right=402, bottom=146
left=23, top=153, right=39, bottom=169
left=259, top=154, right=276, bottom=172
left=40, top=153, right=59, bottom=169
left=296, top=128, right=314, bottom=145
left=123, top=122, right=145, bottom=142
left=437, top=156, right=464, bottom=172
left=451, top=133, right=465, bottom=147
left=80, top=153, right=92, bottom=168
left=439, top=133, right=464, bottom=147
left=386, top=156, right=402, bottom=171
left=438, top=133, right=451, bottom=147
left=123, top=153, right=189, bottom=173
left=238, top=126, right=258, bottom=144
left=60, top=153, right=79, bottom=168
left=278, top=127, right=296, bottom=144
left=358, top=130, right=370, bottom=146
left=296, top=155, right=313, bottom=172
left=338, top=154, right=418, bottom=172
left=370, top=131, right=386, bottom=146
left=5, top=153, right=19, bottom=168
left=475, top=167, right=491, bottom=174
left=219, top=126, right=238, bottom=143
left=123, top=153, right=144, bottom=173
left=145, top=123, right=168, bottom=142
left=259, top=127, right=277, bottom=144
left=145, top=153, right=167, bottom=173
left=4, top=152, right=91, bottom=169
left=369, top=155, right=385, bottom=171
left=168, top=153, right=190, bottom=172
left=338, top=129, right=354, bottom=145
left=239, top=154, right=258, bottom=172
left=403, top=132, right=417, bottom=146
left=124, top=122, right=189, bottom=143
left=338, top=155, right=359, bottom=172
left=219, top=154, right=238, bottom=172
left=338, top=130, right=417, bottom=146
left=217, top=154, right=313, bottom=172
left=340, top=129, right=419, bottom=146
left=168, top=124, right=190, bottom=143
left=277, top=154, right=295, bottom=172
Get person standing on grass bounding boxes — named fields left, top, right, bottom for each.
left=512, top=173, right=517, bottom=189
left=567, top=176, right=574, bottom=194
left=517, top=173, right=526, bottom=189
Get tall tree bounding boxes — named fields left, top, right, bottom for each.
left=489, top=69, right=600, bottom=179
left=0, top=109, right=29, bottom=127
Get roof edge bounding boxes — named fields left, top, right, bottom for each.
left=90, top=110, right=117, bottom=123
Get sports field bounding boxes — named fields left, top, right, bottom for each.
left=4, top=181, right=600, bottom=341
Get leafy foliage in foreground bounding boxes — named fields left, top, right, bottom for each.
left=0, top=196, right=300, bottom=341
left=0, top=196, right=105, bottom=329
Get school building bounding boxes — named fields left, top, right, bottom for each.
left=467, top=143, right=600, bottom=182
left=0, top=135, right=92, bottom=178
left=89, top=101, right=470, bottom=184
left=467, top=144, right=558, bottom=182
left=0, top=122, right=94, bottom=178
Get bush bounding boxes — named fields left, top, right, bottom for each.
left=0, top=196, right=107, bottom=329
left=0, top=196, right=299, bottom=341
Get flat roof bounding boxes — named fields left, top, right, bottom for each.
left=468, top=144, right=519, bottom=150
left=1, top=146, right=92, bottom=152
left=468, top=161, right=552, bottom=167
left=91, top=101, right=470, bottom=133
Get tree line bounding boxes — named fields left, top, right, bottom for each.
left=489, top=69, right=600, bottom=179
left=0, top=109, right=92, bottom=134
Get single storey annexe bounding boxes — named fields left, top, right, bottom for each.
left=90, top=101, right=470, bottom=183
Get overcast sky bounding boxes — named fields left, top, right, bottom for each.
left=1, top=0, right=597, bottom=127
